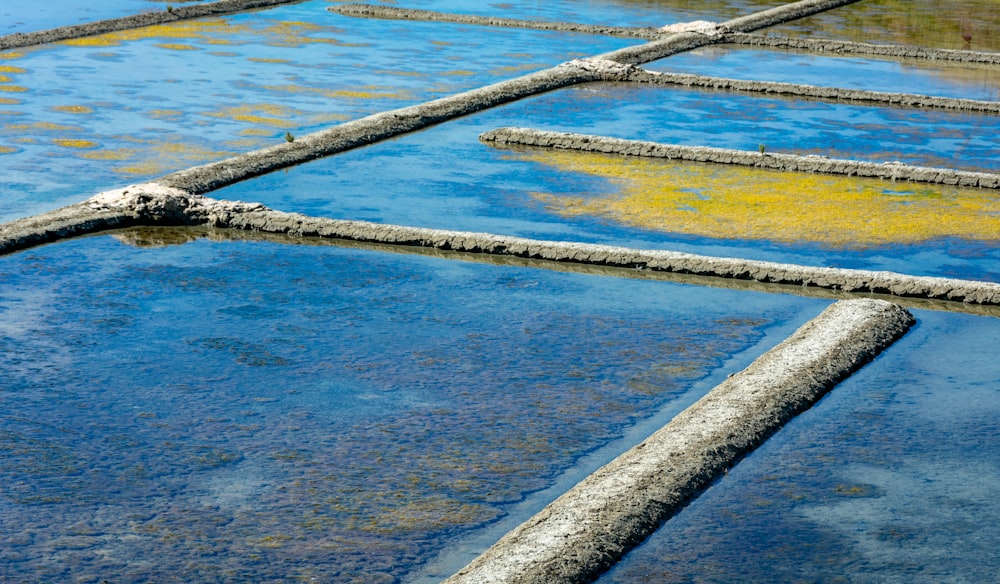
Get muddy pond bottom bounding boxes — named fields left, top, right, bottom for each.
left=0, top=230, right=821, bottom=582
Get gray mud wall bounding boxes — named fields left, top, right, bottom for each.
left=480, top=127, right=1000, bottom=189
left=7, top=186, right=1000, bottom=307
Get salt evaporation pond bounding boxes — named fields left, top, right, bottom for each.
left=0, top=2, right=637, bottom=221
left=0, top=232, right=824, bottom=581
left=599, top=309, right=1000, bottom=584
left=213, top=93, right=1000, bottom=283
left=327, top=0, right=788, bottom=29
left=769, top=0, right=1000, bottom=53
left=1, top=0, right=211, bottom=34
left=650, top=48, right=1000, bottom=101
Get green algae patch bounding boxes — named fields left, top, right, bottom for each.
left=520, top=150, right=1000, bottom=248
left=258, top=83, right=414, bottom=100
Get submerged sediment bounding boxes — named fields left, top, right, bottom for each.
left=444, top=299, right=915, bottom=584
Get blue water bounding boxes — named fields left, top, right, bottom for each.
left=0, top=1, right=637, bottom=221
left=212, top=92, right=1000, bottom=282
left=1, top=0, right=786, bottom=34
left=357, top=0, right=787, bottom=28
left=599, top=309, right=1000, bottom=583
left=0, top=233, right=819, bottom=582
left=651, top=47, right=1000, bottom=101
left=1, top=1, right=205, bottom=34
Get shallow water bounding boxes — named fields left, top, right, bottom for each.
left=0, top=232, right=819, bottom=582
left=1, top=1, right=212, bottom=34
left=768, top=0, right=1000, bottom=53
left=0, top=0, right=636, bottom=220
left=332, top=0, right=788, bottom=29
left=599, top=309, right=1000, bottom=583
left=213, top=90, right=1000, bottom=282
left=651, top=47, right=1000, bottom=101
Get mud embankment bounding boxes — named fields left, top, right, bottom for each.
left=619, top=68, right=1000, bottom=114
left=725, top=32, right=1000, bottom=65
left=481, top=127, right=1000, bottom=189
left=328, top=4, right=660, bottom=39
left=444, top=299, right=914, bottom=584
left=6, top=187, right=1000, bottom=308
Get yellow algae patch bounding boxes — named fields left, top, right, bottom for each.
left=248, top=57, right=292, bottom=64
left=206, top=103, right=299, bottom=128
left=520, top=150, right=1000, bottom=247
left=239, top=127, right=274, bottom=137
left=53, top=138, right=99, bottom=149
left=6, top=121, right=83, bottom=132
left=155, top=43, right=200, bottom=51
left=0, top=65, right=27, bottom=73
left=258, top=20, right=364, bottom=47
left=441, top=70, right=476, bottom=76
left=51, top=105, right=94, bottom=114
left=60, top=18, right=248, bottom=48
left=81, top=148, right=137, bottom=161
left=0, top=52, right=24, bottom=60
left=261, top=83, right=412, bottom=100
left=0, top=85, right=28, bottom=93
left=0, top=145, right=17, bottom=154
left=0, top=76, right=10, bottom=83
left=114, top=141, right=232, bottom=176
left=0, top=97, right=21, bottom=105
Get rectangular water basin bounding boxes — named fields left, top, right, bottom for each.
left=598, top=308, right=1000, bottom=583
left=0, top=231, right=823, bottom=582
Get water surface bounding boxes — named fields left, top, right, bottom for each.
left=600, top=309, right=1000, bottom=583
left=0, top=232, right=818, bottom=582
